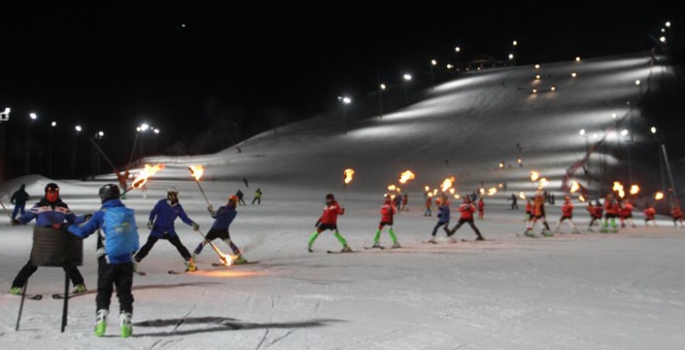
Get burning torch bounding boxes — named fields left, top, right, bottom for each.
left=189, top=165, right=211, bottom=208
left=343, top=168, right=355, bottom=205
left=120, top=163, right=165, bottom=197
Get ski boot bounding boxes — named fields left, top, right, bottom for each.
left=571, top=229, right=581, bottom=234
left=371, top=241, right=382, bottom=249
left=9, top=286, right=22, bottom=296
left=524, top=229, right=536, bottom=238
left=95, top=309, right=108, bottom=337
left=427, top=236, right=437, bottom=243
left=185, top=258, right=198, bottom=272
left=233, top=255, right=248, bottom=265
left=542, top=230, right=554, bottom=237
left=600, top=226, right=609, bottom=233
left=341, top=245, right=353, bottom=253
left=391, top=241, right=401, bottom=249
left=307, top=244, right=313, bottom=253
left=74, top=284, right=87, bottom=294
left=475, top=236, right=486, bottom=241
left=448, top=235, right=458, bottom=243
left=120, top=312, right=132, bottom=338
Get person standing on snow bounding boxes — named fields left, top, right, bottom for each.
left=243, top=177, right=249, bottom=188
left=252, top=188, right=262, bottom=205
left=394, top=194, right=402, bottom=214
left=508, top=193, right=519, bottom=210
left=236, top=189, right=246, bottom=206
left=427, top=197, right=450, bottom=243
left=10, top=184, right=30, bottom=219
left=370, top=195, right=401, bottom=249
left=477, top=197, right=485, bottom=219
left=524, top=192, right=553, bottom=237
left=554, top=196, right=580, bottom=234
left=401, top=193, right=409, bottom=212
left=9, top=183, right=89, bottom=295
left=620, top=200, right=637, bottom=228
left=671, top=202, right=684, bottom=228
left=524, top=198, right=532, bottom=222
left=193, top=195, right=248, bottom=264
left=308, top=194, right=351, bottom=253
left=134, top=187, right=200, bottom=272
left=424, top=196, right=433, bottom=216
left=67, top=184, right=137, bottom=338
left=601, top=194, right=619, bottom=233
left=448, top=196, right=485, bottom=241
left=644, top=204, right=657, bottom=227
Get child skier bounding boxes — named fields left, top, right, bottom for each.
left=194, top=195, right=248, bottom=264
left=448, top=197, right=484, bottom=241
left=620, top=200, right=637, bottom=228
left=427, top=197, right=450, bottom=243
left=394, top=195, right=403, bottom=215
left=524, top=192, right=553, bottom=237
left=134, top=188, right=200, bottom=272
left=477, top=198, right=485, bottom=219
left=524, top=198, right=532, bottom=222
left=252, top=188, right=262, bottom=205
left=424, top=196, right=432, bottom=216
left=555, top=196, right=580, bottom=234
left=309, top=194, right=352, bottom=252
left=671, top=202, right=684, bottom=228
left=67, top=184, right=138, bottom=338
left=644, top=204, right=657, bottom=227
left=601, top=194, right=619, bottom=233
left=370, top=195, right=401, bottom=249
left=401, top=193, right=409, bottom=212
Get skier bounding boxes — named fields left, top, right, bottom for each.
left=66, top=184, right=137, bottom=338
left=424, top=196, right=432, bottom=216
left=448, top=197, right=484, bottom=241
left=477, top=197, right=485, bottom=219
left=524, top=198, right=532, bottom=222
left=554, top=196, right=580, bottom=233
left=394, top=194, right=402, bottom=214
left=10, top=184, right=30, bottom=219
left=252, top=188, right=262, bottom=205
left=620, top=200, right=637, bottom=228
left=427, top=197, right=450, bottom=243
left=524, top=192, right=552, bottom=237
left=601, top=194, right=619, bottom=233
left=589, top=200, right=604, bottom=232
left=134, top=188, right=199, bottom=272
left=644, top=204, right=657, bottom=227
left=236, top=189, right=246, bottom=206
left=508, top=193, right=519, bottom=210
left=309, top=194, right=351, bottom=252
left=9, top=183, right=88, bottom=295
left=401, top=193, right=409, bottom=212
left=586, top=202, right=597, bottom=232
left=671, top=202, right=684, bottom=228
left=370, top=195, right=400, bottom=249
left=243, top=177, right=249, bottom=188
left=193, top=195, right=248, bottom=264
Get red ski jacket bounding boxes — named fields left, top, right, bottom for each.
left=319, top=201, right=344, bottom=225
left=380, top=203, right=396, bottom=222
left=459, top=203, right=476, bottom=220
left=525, top=202, right=532, bottom=213
left=477, top=201, right=484, bottom=212
left=644, top=207, right=656, bottom=220
left=593, top=206, right=604, bottom=218
left=425, top=198, right=432, bottom=208
left=672, top=206, right=683, bottom=218
left=620, top=203, right=633, bottom=218
left=605, top=200, right=618, bottom=215
left=562, top=202, right=574, bottom=217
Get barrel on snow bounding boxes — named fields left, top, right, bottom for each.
left=30, top=227, right=83, bottom=267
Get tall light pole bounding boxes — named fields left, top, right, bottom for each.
left=454, top=46, right=461, bottom=69
left=49, top=121, right=56, bottom=177
left=26, top=112, right=37, bottom=174
left=338, top=96, right=352, bottom=134
left=430, top=59, right=437, bottom=89
left=403, top=73, right=412, bottom=105
left=580, top=129, right=590, bottom=185
left=0, top=107, right=10, bottom=183
left=152, top=128, right=160, bottom=155
left=91, top=131, right=104, bottom=179
left=72, top=125, right=82, bottom=178
left=378, top=83, right=386, bottom=119
left=511, top=40, right=518, bottom=66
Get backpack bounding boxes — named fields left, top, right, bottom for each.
left=102, top=206, right=140, bottom=257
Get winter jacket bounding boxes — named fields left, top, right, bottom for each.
left=67, top=199, right=134, bottom=264
left=458, top=203, right=476, bottom=220
left=477, top=200, right=484, bottom=212
left=11, top=186, right=30, bottom=207
left=533, top=197, right=545, bottom=217
left=437, top=205, right=450, bottom=224
left=19, top=198, right=86, bottom=227
left=644, top=208, right=656, bottom=220
left=604, top=199, right=618, bottom=215
left=620, top=203, right=633, bottom=218
left=672, top=206, right=683, bottom=218
left=319, top=201, right=344, bottom=225
left=402, top=196, right=408, bottom=205
left=593, top=206, right=604, bottom=219
left=561, top=202, right=574, bottom=217
left=211, top=205, right=237, bottom=230
left=380, top=203, right=396, bottom=222
left=525, top=202, right=532, bottom=214
left=425, top=198, right=432, bottom=208
left=148, top=199, right=195, bottom=237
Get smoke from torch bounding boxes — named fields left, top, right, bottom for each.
left=398, top=170, right=416, bottom=184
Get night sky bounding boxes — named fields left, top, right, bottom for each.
left=0, top=2, right=680, bottom=179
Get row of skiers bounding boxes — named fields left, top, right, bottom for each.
left=8, top=183, right=250, bottom=338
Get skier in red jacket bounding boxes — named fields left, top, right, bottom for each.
left=448, top=197, right=485, bottom=241
left=477, top=198, right=485, bottom=219
left=555, top=196, right=580, bottom=233
left=370, top=195, right=401, bottom=249
left=644, top=204, right=657, bottom=227
left=524, top=199, right=532, bottom=222
left=308, top=194, right=352, bottom=253
left=588, top=201, right=603, bottom=232
left=620, top=200, right=637, bottom=228
left=601, top=194, right=619, bottom=233
left=424, top=196, right=433, bottom=216
left=671, top=202, right=684, bottom=228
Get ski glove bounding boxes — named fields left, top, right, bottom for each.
left=192, top=222, right=200, bottom=231
left=147, top=220, right=154, bottom=229
left=84, top=213, right=93, bottom=221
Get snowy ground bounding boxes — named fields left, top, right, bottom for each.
left=1, top=180, right=684, bottom=350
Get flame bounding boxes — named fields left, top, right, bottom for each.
left=433, top=189, right=438, bottom=196
left=613, top=181, right=625, bottom=199
left=530, top=171, right=540, bottom=182
left=479, top=188, right=485, bottom=195
left=388, top=185, right=396, bottom=191
left=488, top=187, right=497, bottom=196
left=449, top=188, right=456, bottom=195
left=538, top=178, right=549, bottom=189
left=427, top=192, right=434, bottom=198
left=517, top=158, right=522, bottom=164
left=655, top=192, right=664, bottom=200
left=499, top=162, right=504, bottom=169
left=579, top=194, right=586, bottom=202
left=630, top=185, right=640, bottom=195
left=424, top=186, right=430, bottom=192
left=519, top=192, right=526, bottom=200
left=441, top=177, right=456, bottom=192
left=189, top=165, right=205, bottom=181
left=343, top=168, right=355, bottom=185
left=132, top=163, right=165, bottom=189
left=399, top=170, right=416, bottom=184
left=498, top=183, right=504, bottom=188
left=454, top=194, right=461, bottom=199
left=570, top=181, right=580, bottom=193
left=396, top=187, right=402, bottom=193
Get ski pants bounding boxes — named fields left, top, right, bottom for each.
left=12, top=260, right=85, bottom=289
left=11, top=205, right=25, bottom=219
left=135, top=234, right=192, bottom=262
left=97, top=257, right=134, bottom=314
left=449, top=218, right=483, bottom=238
left=431, top=222, right=450, bottom=237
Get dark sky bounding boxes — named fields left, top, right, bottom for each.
left=0, top=1, right=679, bottom=178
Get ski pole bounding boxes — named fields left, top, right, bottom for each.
left=188, top=167, right=211, bottom=208
left=15, top=279, right=28, bottom=331
left=194, top=228, right=229, bottom=265
left=0, top=197, right=11, bottom=220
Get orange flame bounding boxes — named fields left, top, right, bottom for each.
left=343, top=169, right=355, bottom=185
left=488, top=187, right=497, bottom=196
left=479, top=188, right=485, bottom=195
left=433, top=189, right=439, bottom=196
left=399, top=170, right=416, bottom=184
left=388, top=184, right=396, bottom=191
left=630, top=185, right=640, bottom=195
left=530, top=171, right=540, bottom=182
left=579, top=194, right=586, bottom=202
left=613, top=181, right=625, bottom=199
left=655, top=192, right=664, bottom=200
left=519, top=192, right=526, bottom=200
left=570, top=181, right=580, bottom=193
left=424, top=186, right=430, bottom=192
left=448, top=188, right=456, bottom=195
left=441, top=177, right=456, bottom=192
left=189, top=165, right=205, bottom=181
left=427, top=192, right=434, bottom=198
left=538, top=178, right=549, bottom=189
left=132, top=163, right=165, bottom=189
left=498, top=183, right=504, bottom=188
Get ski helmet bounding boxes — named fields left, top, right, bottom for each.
left=45, top=183, right=60, bottom=193
left=45, top=183, right=60, bottom=203
left=99, top=184, right=121, bottom=203
left=325, top=193, right=335, bottom=201
left=228, top=195, right=238, bottom=206
left=167, top=187, right=179, bottom=203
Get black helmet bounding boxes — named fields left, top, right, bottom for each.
left=325, top=193, right=335, bottom=201
left=45, top=183, right=60, bottom=193
left=99, top=184, right=121, bottom=203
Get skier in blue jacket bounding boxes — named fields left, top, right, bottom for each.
left=68, top=184, right=137, bottom=338
left=428, top=196, right=451, bottom=243
left=134, top=187, right=199, bottom=272
left=193, top=195, right=248, bottom=264
left=9, top=183, right=89, bottom=295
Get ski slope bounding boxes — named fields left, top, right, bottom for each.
left=1, top=53, right=684, bottom=349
